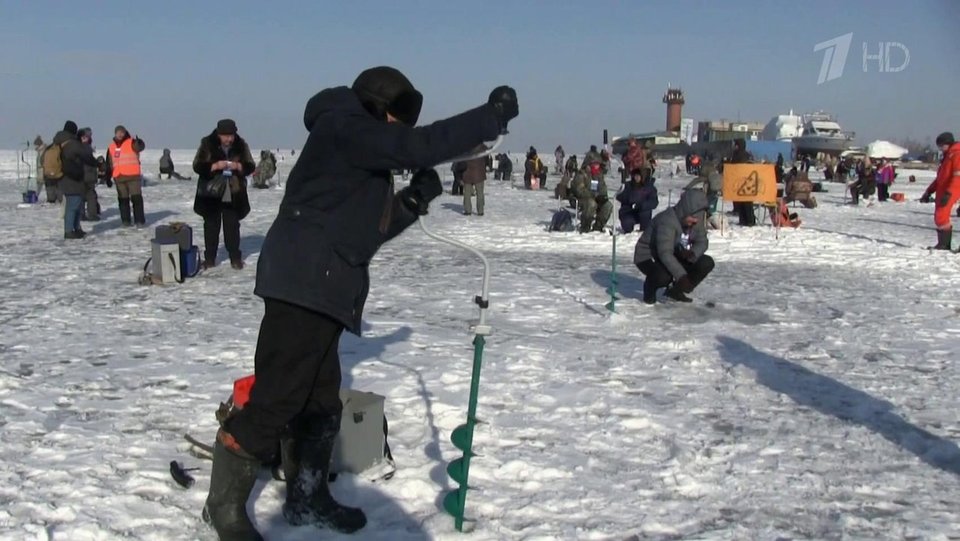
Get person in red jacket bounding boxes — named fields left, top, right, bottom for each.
left=921, top=132, right=960, bottom=250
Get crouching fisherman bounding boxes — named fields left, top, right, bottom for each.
left=634, top=189, right=714, bottom=304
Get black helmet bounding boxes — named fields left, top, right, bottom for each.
left=352, top=66, right=423, bottom=126
left=935, top=132, right=955, bottom=146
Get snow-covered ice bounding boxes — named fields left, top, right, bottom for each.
left=1, top=149, right=959, bottom=540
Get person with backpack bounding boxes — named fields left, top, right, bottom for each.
left=41, top=134, right=67, bottom=204
left=192, top=119, right=256, bottom=270
left=524, top=148, right=543, bottom=190
left=52, top=121, right=100, bottom=239
left=107, top=125, right=146, bottom=227
left=634, top=189, right=714, bottom=304
left=201, top=66, right=517, bottom=541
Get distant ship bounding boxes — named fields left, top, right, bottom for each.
left=763, top=110, right=855, bottom=156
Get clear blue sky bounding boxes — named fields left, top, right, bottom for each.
left=1, top=0, right=957, bottom=152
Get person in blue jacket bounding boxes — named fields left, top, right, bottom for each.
left=616, top=168, right=659, bottom=233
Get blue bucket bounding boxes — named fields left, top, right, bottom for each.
left=181, top=246, right=201, bottom=278
left=22, top=190, right=38, bottom=204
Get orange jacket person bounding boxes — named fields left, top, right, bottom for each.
left=107, top=125, right=146, bottom=226
left=921, top=132, right=960, bottom=250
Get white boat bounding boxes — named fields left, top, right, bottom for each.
left=792, top=111, right=855, bottom=156
left=762, top=110, right=802, bottom=141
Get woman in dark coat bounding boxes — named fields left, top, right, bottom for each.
left=201, top=66, right=517, bottom=541
left=192, top=119, right=256, bottom=269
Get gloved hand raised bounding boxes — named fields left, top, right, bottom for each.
left=488, top=86, right=518, bottom=133
left=399, top=168, right=442, bottom=216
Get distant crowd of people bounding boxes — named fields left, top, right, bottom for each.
left=33, top=120, right=287, bottom=269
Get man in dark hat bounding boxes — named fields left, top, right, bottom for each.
left=921, top=132, right=960, bottom=250
left=52, top=121, right=99, bottom=238
left=202, top=66, right=517, bottom=540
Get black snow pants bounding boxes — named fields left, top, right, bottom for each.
left=203, top=204, right=242, bottom=263
left=226, top=298, right=345, bottom=461
left=637, top=255, right=715, bottom=301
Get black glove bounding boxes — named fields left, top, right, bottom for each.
left=677, top=248, right=696, bottom=262
left=674, top=275, right=694, bottom=293
left=938, top=192, right=951, bottom=207
left=487, top=86, right=518, bottom=133
left=919, top=192, right=931, bottom=203
left=105, top=178, right=114, bottom=188
left=399, top=168, right=442, bottom=215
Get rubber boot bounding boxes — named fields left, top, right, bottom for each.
left=282, top=415, right=367, bottom=533
left=203, top=431, right=264, bottom=541
left=118, top=197, right=132, bottom=226
left=934, top=228, right=953, bottom=251
left=131, top=194, right=146, bottom=226
left=929, top=229, right=949, bottom=250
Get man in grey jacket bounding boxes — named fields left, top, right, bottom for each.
left=634, top=189, right=715, bottom=304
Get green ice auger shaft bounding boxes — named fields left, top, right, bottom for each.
left=420, top=214, right=491, bottom=532
left=417, top=158, right=498, bottom=531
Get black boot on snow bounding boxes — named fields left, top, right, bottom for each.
left=118, top=197, right=132, bottom=226
left=642, top=281, right=658, bottom=305
left=282, top=415, right=367, bottom=533
left=930, top=228, right=952, bottom=250
left=203, top=431, right=264, bottom=541
left=131, top=194, right=146, bottom=226
left=665, top=286, right=693, bottom=303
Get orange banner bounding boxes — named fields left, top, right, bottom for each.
left=722, top=164, right=777, bottom=204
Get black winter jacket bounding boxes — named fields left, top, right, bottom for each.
left=54, top=130, right=98, bottom=196
left=254, top=86, right=501, bottom=334
left=192, top=132, right=256, bottom=220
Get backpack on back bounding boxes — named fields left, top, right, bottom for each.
left=42, top=143, right=66, bottom=180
